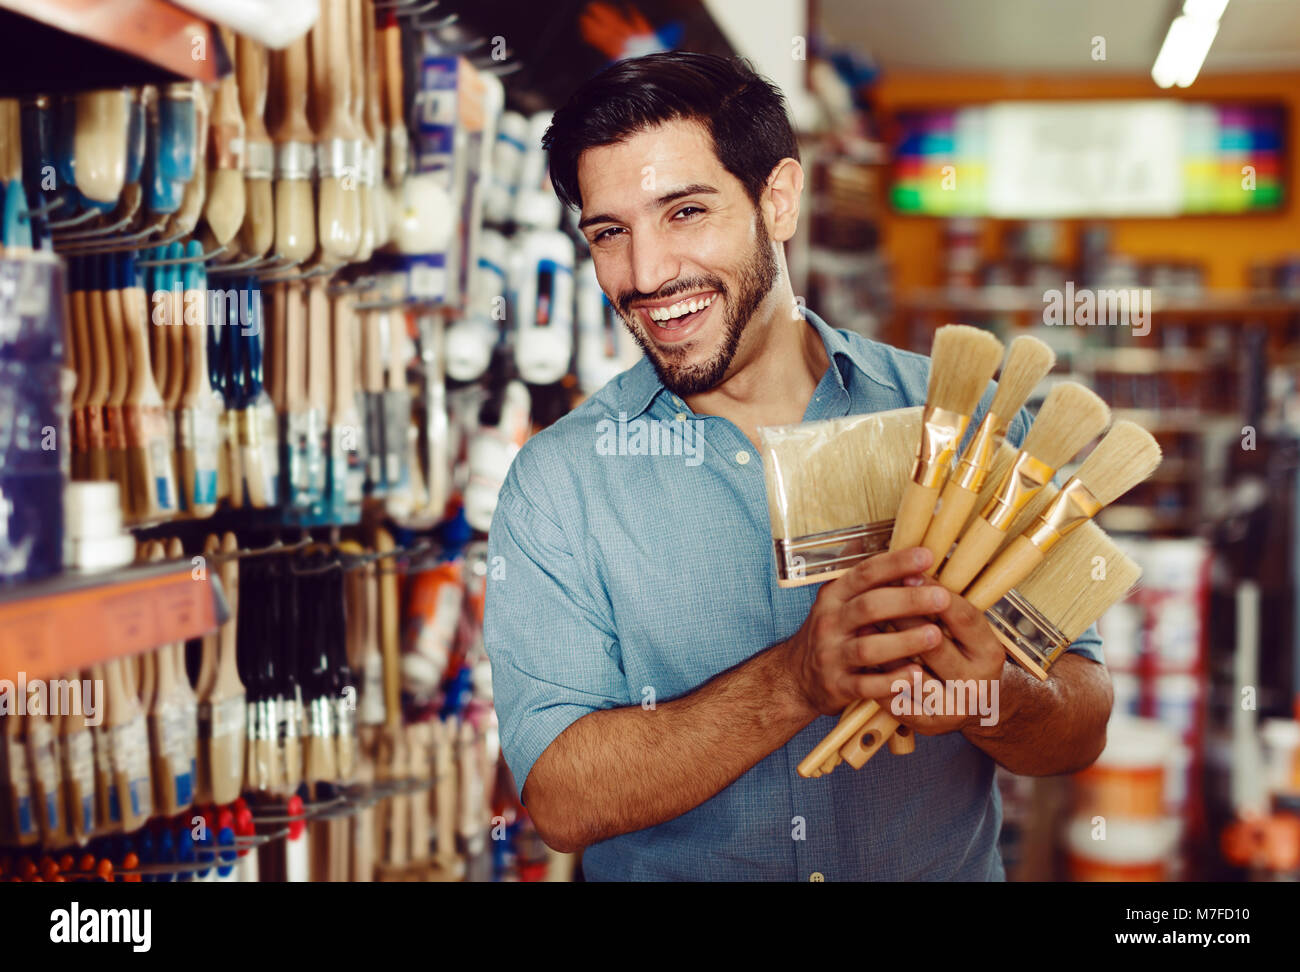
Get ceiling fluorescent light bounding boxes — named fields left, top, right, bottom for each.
left=1183, top=0, right=1230, bottom=22
left=1151, top=9, right=1223, bottom=88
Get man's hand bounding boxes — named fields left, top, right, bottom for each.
left=786, top=547, right=947, bottom=715
left=888, top=582, right=1006, bottom=735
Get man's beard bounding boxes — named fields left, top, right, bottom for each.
left=614, top=210, right=780, bottom=398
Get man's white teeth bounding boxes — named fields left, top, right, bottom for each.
left=649, top=294, right=714, bottom=322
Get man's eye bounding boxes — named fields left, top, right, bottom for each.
left=674, top=206, right=704, bottom=220
left=593, top=226, right=623, bottom=243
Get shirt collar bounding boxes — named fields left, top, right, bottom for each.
left=617, top=306, right=896, bottom=420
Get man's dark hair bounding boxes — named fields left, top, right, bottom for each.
left=542, top=51, right=800, bottom=213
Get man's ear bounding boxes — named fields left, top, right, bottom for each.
left=761, top=158, right=804, bottom=242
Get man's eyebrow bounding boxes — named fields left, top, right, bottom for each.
left=577, top=184, right=720, bottom=231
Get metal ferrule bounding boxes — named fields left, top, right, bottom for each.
left=984, top=588, right=1070, bottom=681
left=244, top=140, right=274, bottom=180
left=281, top=697, right=301, bottom=740
left=162, top=82, right=194, bottom=102
left=359, top=142, right=377, bottom=187
left=911, top=405, right=969, bottom=489
left=1024, top=476, right=1103, bottom=552
left=773, top=520, right=894, bottom=584
left=275, top=141, right=315, bottom=180
left=979, top=449, right=1055, bottom=531
left=952, top=412, right=1002, bottom=492
left=316, top=138, right=363, bottom=179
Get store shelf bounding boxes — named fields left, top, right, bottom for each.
left=0, top=0, right=226, bottom=95
left=896, top=287, right=1300, bottom=320
left=0, top=561, right=225, bottom=685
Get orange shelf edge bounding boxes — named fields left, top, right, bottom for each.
left=0, top=564, right=222, bottom=685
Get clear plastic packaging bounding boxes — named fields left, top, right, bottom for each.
left=758, top=406, right=920, bottom=586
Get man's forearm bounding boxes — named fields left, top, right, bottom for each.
left=961, top=653, right=1113, bottom=776
left=523, top=639, right=819, bottom=853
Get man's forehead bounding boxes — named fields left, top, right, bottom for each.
left=577, top=120, right=726, bottom=208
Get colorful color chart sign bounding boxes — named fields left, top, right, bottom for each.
left=892, top=101, right=1284, bottom=217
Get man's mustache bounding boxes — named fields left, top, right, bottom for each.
left=615, top=278, right=727, bottom=316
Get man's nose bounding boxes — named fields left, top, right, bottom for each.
left=628, top=230, right=680, bottom=299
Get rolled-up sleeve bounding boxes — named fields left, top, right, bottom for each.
left=484, top=480, right=629, bottom=801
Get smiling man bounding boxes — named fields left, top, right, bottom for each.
left=483, top=51, right=1112, bottom=881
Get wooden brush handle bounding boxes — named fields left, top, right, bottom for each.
left=181, top=279, right=208, bottom=406
left=70, top=286, right=91, bottom=409
left=965, top=535, right=1045, bottom=612
left=123, top=278, right=162, bottom=406
left=937, top=517, right=1007, bottom=594
left=332, top=294, right=355, bottom=422
left=385, top=312, right=404, bottom=391
left=889, top=480, right=942, bottom=553
left=214, top=532, right=243, bottom=695
left=306, top=280, right=331, bottom=414
left=268, top=283, right=288, bottom=411
left=362, top=0, right=381, bottom=142
left=839, top=707, right=900, bottom=769
left=796, top=699, right=881, bottom=778
left=361, top=304, right=383, bottom=393
left=273, top=37, right=314, bottom=143
left=285, top=281, right=307, bottom=412
left=887, top=724, right=915, bottom=755
left=104, top=284, right=129, bottom=407
left=322, top=0, right=355, bottom=139
left=381, top=12, right=404, bottom=138
left=921, top=481, right=980, bottom=577
left=376, top=528, right=401, bottom=730
left=196, top=534, right=220, bottom=700
left=164, top=298, right=185, bottom=408
left=85, top=281, right=110, bottom=407
left=236, top=35, right=269, bottom=143
left=349, top=0, right=366, bottom=138
left=211, top=27, right=245, bottom=170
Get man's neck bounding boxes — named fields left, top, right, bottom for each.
left=684, top=293, right=831, bottom=450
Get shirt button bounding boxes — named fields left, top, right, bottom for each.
left=735, top=450, right=750, bottom=465
left=809, top=871, right=824, bottom=882
left=675, top=412, right=686, bottom=422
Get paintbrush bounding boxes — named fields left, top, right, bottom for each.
left=349, top=0, right=375, bottom=263
left=983, top=523, right=1142, bottom=680
left=101, top=255, right=132, bottom=506
left=284, top=278, right=313, bottom=509
left=237, top=35, right=275, bottom=260
left=58, top=671, right=97, bottom=845
left=178, top=241, right=221, bottom=517
left=121, top=253, right=179, bottom=522
left=819, top=383, right=1110, bottom=770
left=143, top=541, right=194, bottom=815
left=83, top=255, right=111, bottom=483
left=25, top=683, right=67, bottom=848
left=363, top=0, right=390, bottom=248
left=104, top=651, right=153, bottom=832
left=965, top=421, right=1162, bottom=626
left=759, top=407, right=922, bottom=587
left=378, top=7, right=407, bottom=188
left=205, top=28, right=248, bottom=245
left=921, top=335, right=1055, bottom=573
left=160, top=243, right=188, bottom=510
left=315, top=0, right=363, bottom=261
left=193, top=534, right=221, bottom=805
left=168, top=83, right=209, bottom=238
left=67, top=258, right=91, bottom=481
left=87, top=664, right=121, bottom=836
left=890, top=325, right=1004, bottom=552
left=201, top=531, right=247, bottom=806
left=304, top=277, right=333, bottom=514
left=835, top=427, right=1158, bottom=768
left=938, top=381, right=1111, bottom=594
left=330, top=291, right=365, bottom=523
left=270, top=36, right=317, bottom=263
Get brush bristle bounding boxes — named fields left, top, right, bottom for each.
left=1014, top=523, right=1142, bottom=642
left=1020, top=381, right=1111, bottom=469
left=1073, top=420, right=1163, bottom=507
left=928, top=325, right=1004, bottom=417
left=989, top=336, right=1055, bottom=426
left=760, top=407, right=920, bottom=538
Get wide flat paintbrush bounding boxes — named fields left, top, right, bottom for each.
left=270, top=36, right=317, bottom=263
left=921, top=335, right=1055, bottom=574
left=965, top=421, right=1162, bottom=625
left=204, top=27, right=247, bottom=245
left=938, top=381, right=1111, bottom=594
left=759, top=407, right=921, bottom=587
left=236, top=34, right=274, bottom=261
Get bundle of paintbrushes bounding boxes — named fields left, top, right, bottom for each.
left=756, top=325, right=1163, bottom=778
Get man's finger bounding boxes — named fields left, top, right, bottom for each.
left=936, top=592, right=1004, bottom=662
left=849, top=624, right=941, bottom=669
left=842, top=663, right=922, bottom=704
left=827, top=547, right=934, bottom=603
left=841, top=583, right=950, bottom=629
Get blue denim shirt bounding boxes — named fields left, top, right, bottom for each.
left=484, top=309, right=1104, bottom=881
